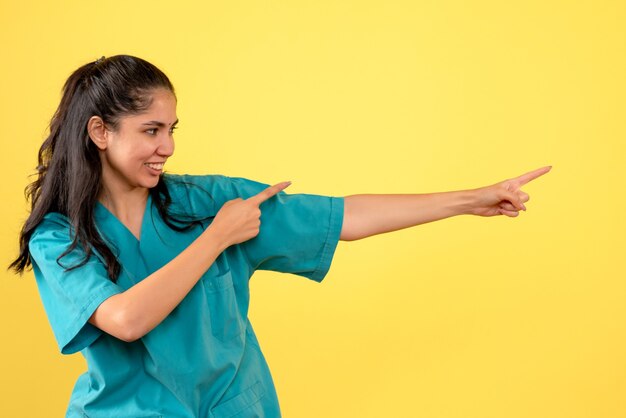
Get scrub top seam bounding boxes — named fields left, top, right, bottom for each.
left=309, top=196, right=344, bottom=283
left=60, top=285, right=123, bottom=354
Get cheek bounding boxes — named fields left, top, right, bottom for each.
left=124, top=143, right=154, bottom=162
left=108, top=148, right=144, bottom=170
left=107, top=136, right=157, bottom=167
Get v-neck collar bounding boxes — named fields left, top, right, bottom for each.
left=94, top=193, right=153, bottom=244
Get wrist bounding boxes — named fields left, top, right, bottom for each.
left=458, top=189, right=479, bottom=216
left=204, top=224, right=229, bottom=253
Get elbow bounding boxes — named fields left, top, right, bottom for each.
left=113, top=307, right=147, bottom=343
left=90, top=293, right=148, bottom=343
left=118, top=327, right=142, bottom=343
left=110, top=308, right=147, bottom=343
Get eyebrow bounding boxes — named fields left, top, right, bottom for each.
left=141, top=119, right=179, bottom=127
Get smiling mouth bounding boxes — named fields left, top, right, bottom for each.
left=144, top=162, right=164, bottom=170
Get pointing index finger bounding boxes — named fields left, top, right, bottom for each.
left=516, top=165, right=552, bottom=186
left=247, top=181, right=292, bottom=205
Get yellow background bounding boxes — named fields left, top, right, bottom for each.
left=1, top=1, right=624, bottom=417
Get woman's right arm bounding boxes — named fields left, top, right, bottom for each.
left=88, top=181, right=291, bottom=342
left=88, top=226, right=226, bottom=342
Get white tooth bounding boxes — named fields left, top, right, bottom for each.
left=145, top=163, right=164, bottom=170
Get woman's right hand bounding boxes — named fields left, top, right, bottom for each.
left=88, top=183, right=293, bottom=342
left=208, top=181, right=292, bottom=249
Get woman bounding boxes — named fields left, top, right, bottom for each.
left=10, top=54, right=550, bottom=418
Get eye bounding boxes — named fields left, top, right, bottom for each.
left=145, top=126, right=178, bottom=136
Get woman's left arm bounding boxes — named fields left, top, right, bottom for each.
left=340, top=165, right=552, bottom=241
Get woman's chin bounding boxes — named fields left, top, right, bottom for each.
left=137, top=175, right=161, bottom=189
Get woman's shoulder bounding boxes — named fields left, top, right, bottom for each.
left=162, top=173, right=231, bottom=201
left=159, top=173, right=235, bottom=217
left=30, top=212, right=72, bottom=239
left=163, top=173, right=230, bottom=190
left=162, top=172, right=267, bottom=199
left=28, top=212, right=76, bottom=257
left=160, top=173, right=273, bottom=217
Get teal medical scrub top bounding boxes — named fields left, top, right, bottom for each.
left=29, top=174, right=344, bottom=418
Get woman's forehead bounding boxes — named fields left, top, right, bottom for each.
left=124, top=90, right=177, bottom=126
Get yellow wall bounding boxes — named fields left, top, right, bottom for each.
left=1, top=1, right=624, bottom=417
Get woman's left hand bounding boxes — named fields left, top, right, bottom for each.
left=468, top=166, right=552, bottom=217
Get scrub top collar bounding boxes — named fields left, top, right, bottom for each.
left=94, top=193, right=153, bottom=243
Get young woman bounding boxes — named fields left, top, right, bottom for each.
left=10, top=54, right=550, bottom=418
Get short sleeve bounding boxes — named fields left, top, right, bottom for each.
left=227, top=176, right=344, bottom=283
left=29, top=214, right=125, bottom=354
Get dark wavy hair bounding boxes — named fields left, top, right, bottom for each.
left=9, top=54, right=209, bottom=282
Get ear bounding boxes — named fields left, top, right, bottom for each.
left=87, top=116, right=109, bottom=150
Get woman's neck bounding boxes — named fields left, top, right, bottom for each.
left=98, top=185, right=150, bottom=223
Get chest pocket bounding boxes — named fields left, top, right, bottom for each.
left=210, top=381, right=266, bottom=418
left=202, top=264, right=245, bottom=342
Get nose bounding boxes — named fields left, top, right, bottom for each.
left=157, top=133, right=175, bottom=157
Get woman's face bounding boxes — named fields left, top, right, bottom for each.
left=100, top=88, right=178, bottom=194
